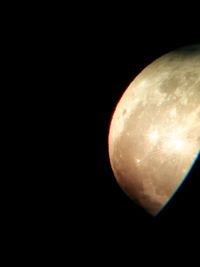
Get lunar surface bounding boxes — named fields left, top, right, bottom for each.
left=108, top=44, right=200, bottom=216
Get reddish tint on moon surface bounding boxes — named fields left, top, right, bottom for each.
left=108, top=44, right=200, bottom=216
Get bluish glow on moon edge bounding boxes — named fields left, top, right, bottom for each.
left=157, top=150, right=200, bottom=216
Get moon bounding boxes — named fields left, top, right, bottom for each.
left=108, top=44, right=200, bottom=216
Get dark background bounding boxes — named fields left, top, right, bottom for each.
left=4, top=3, right=200, bottom=263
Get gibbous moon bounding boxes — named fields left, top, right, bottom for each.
left=108, top=44, right=200, bottom=216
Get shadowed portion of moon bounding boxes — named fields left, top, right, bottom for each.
left=108, top=44, right=200, bottom=216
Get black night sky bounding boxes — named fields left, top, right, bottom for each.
left=7, top=3, right=200, bottom=263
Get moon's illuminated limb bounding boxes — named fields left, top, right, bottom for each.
left=108, top=44, right=200, bottom=215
